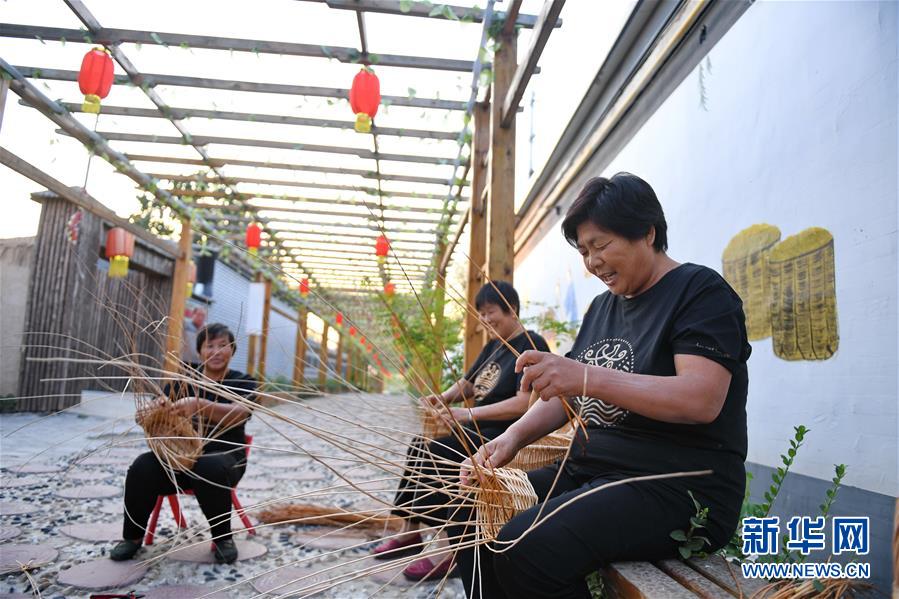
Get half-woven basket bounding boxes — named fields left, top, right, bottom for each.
left=136, top=405, right=202, bottom=472
left=421, top=409, right=452, bottom=440
left=475, top=467, right=538, bottom=541
left=507, top=429, right=574, bottom=471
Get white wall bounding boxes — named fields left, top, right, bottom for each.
left=516, top=1, right=897, bottom=496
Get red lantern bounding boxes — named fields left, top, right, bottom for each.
left=245, top=223, right=262, bottom=255
left=384, top=282, right=396, bottom=298
left=105, top=227, right=135, bottom=278
left=300, top=277, right=310, bottom=298
left=336, top=312, right=344, bottom=327
left=186, top=260, right=197, bottom=297
left=349, top=326, right=357, bottom=337
left=359, top=336, right=366, bottom=346
left=375, top=234, right=389, bottom=264
left=78, top=48, right=114, bottom=114
left=349, top=67, right=380, bottom=133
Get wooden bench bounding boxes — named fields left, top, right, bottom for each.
left=603, top=555, right=767, bottom=598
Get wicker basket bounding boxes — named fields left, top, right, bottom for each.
left=136, top=405, right=203, bottom=472
left=722, top=224, right=782, bottom=341
left=420, top=409, right=452, bottom=440
left=507, top=430, right=574, bottom=471
left=474, top=467, right=538, bottom=541
left=768, top=227, right=838, bottom=360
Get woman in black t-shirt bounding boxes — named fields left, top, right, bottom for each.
left=371, top=282, right=550, bottom=582
left=109, top=323, right=256, bottom=565
left=453, top=173, right=751, bottom=599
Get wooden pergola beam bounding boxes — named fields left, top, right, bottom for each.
left=272, top=231, right=436, bottom=249
left=0, top=23, right=477, bottom=72
left=13, top=65, right=467, bottom=111
left=55, top=129, right=463, bottom=166
left=501, top=0, right=566, bottom=129
left=192, top=201, right=457, bottom=224
left=283, top=247, right=434, bottom=262
left=56, top=102, right=458, bottom=141
left=126, top=154, right=468, bottom=186
left=302, top=0, right=561, bottom=29
left=167, top=183, right=467, bottom=202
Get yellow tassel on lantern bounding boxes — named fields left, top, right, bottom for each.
left=248, top=247, right=258, bottom=256
left=377, top=255, right=386, bottom=265
left=186, top=282, right=194, bottom=297
left=82, top=94, right=101, bottom=114
left=108, top=255, right=130, bottom=278
left=354, top=113, right=372, bottom=133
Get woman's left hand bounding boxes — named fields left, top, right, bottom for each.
left=173, top=397, right=203, bottom=417
left=439, top=406, right=472, bottom=428
left=516, top=351, right=591, bottom=401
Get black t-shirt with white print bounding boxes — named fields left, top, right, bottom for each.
left=565, top=263, right=751, bottom=479
left=464, top=330, right=550, bottom=427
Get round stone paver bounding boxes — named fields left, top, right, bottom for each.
left=251, top=564, right=335, bottom=596
left=0, top=525, right=22, bottom=542
left=56, top=558, right=148, bottom=589
left=292, top=528, right=373, bottom=552
left=236, top=477, right=276, bottom=491
left=67, top=470, right=115, bottom=482
left=57, top=484, right=121, bottom=499
left=271, top=470, right=327, bottom=481
left=367, top=559, right=419, bottom=587
left=0, top=501, right=35, bottom=516
left=60, top=521, right=122, bottom=542
left=141, top=585, right=230, bottom=599
left=261, top=457, right=305, bottom=469
left=168, top=539, right=267, bottom=563
left=0, top=543, right=59, bottom=575
left=5, top=463, right=63, bottom=475
left=0, top=476, right=46, bottom=489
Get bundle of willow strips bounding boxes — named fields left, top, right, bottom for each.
left=256, top=502, right=403, bottom=532
left=474, top=467, right=538, bottom=541
left=135, top=403, right=202, bottom=472
left=508, top=429, right=574, bottom=471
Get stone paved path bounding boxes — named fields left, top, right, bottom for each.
left=0, top=391, right=465, bottom=598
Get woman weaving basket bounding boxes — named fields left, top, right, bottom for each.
left=452, top=173, right=751, bottom=598
left=110, top=323, right=256, bottom=565
left=370, top=282, right=550, bottom=581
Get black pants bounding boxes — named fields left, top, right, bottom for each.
left=122, top=449, right=246, bottom=542
left=392, top=423, right=509, bottom=527
left=449, top=462, right=742, bottom=599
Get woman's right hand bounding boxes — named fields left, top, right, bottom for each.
left=418, top=394, right=443, bottom=410
left=460, top=431, right=521, bottom=486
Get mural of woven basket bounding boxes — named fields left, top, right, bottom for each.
left=768, top=227, right=838, bottom=360
left=507, top=429, right=574, bottom=471
left=474, top=467, right=538, bottom=541
left=722, top=224, right=782, bottom=340
left=136, top=405, right=203, bottom=472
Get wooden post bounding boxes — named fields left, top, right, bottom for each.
left=246, top=272, right=260, bottom=375
left=164, top=217, right=192, bottom=373
left=432, top=253, right=447, bottom=388
left=292, top=306, right=308, bottom=388
left=256, top=277, right=272, bottom=379
left=0, top=78, right=9, bottom=133
left=465, top=102, right=491, bottom=371
left=317, top=321, right=330, bottom=390
left=335, top=332, right=344, bottom=387
left=486, top=29, right=517, bottom=285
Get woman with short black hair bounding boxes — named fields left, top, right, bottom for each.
left=451, top=173, right=751, bottom=598
left=371, top=281, right=551, bottom=581
left=110, top=323, right=256, bottom=565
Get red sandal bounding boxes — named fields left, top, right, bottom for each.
left=371, top=533, right=422, bottom=560
left=402, top=555, right=456, bottom=581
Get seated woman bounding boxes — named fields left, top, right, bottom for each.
left=110, top=323, right=256, bottom=565
left=371, top=281, right=550, bottom=581
left=454, top=173, right=751, bottom=598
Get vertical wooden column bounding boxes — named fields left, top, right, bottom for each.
left=292, top=306, right=308, bottom=387
left=246, top=272, right=260, bottom=375
left=164, top=217, right=192, bottom=373
left=347, top=346, right=356, bottom=387
left=0, top=78, right=9, bottom=132
left=486, top=29, right=518, bottom=285
left=335, top=332, right=344, bottom=386
left=317, top=321, right=330, bottom=390
left=465, top=102, right=491, bottom=371
left=432, top=239, right=447, bottom=387
left=256, top=277, right=272, bottom=379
